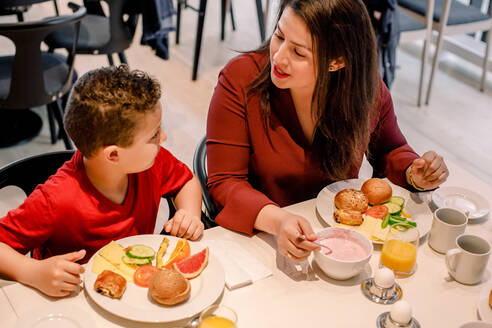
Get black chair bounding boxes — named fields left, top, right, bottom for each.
left=176, top=0, right=267, bottom=80
left=193, top=136, right=217, bottom=228
left=45, top=0, right=138, bottom=66
left=0, top=5, right=85, bottom=149
left=0, top=0, right=60, bottom=22
left=0, top=150, right=177, bottom=235
left=0, top=150, right=74, bottom=196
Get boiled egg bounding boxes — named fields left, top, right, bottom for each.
left=390, top=300, right=412, bottom=325
left=374, top=267, right=395, bottom=288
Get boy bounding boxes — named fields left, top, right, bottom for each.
left=0, top=65, right=204, bottom=297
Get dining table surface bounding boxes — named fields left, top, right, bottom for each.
left=1, top=158, right=492, bottom=328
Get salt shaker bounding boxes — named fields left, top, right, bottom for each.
left=361, top=268, right=402, bottom=304
left=376, top=300, right=421, bottom=328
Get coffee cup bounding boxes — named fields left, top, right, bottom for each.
left=446, top=234, right=491, bottom=285
left=428, top=207, right=468, bottom=254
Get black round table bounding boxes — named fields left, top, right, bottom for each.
left=0, top=109, right=43, bottom=148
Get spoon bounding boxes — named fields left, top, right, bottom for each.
left=298, top=234, right=333, bottom=254
left=187, top=316, right=200, bottom=328
left=173, top=316, right=199, bottom=328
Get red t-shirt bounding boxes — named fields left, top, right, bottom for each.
left=0, top=147, right=193, bottom=263
left=207, top=53, right=419, bottom=235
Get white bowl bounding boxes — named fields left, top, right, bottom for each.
left=313, top=227, right=373, bottom=280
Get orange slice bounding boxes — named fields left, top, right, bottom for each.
left=161, top=238, right=190, bottom=269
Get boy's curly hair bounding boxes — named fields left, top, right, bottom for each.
left=64, top=65, right=161, bottom=157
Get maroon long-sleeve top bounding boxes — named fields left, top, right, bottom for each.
left=207, top=53, right=418, bottom=235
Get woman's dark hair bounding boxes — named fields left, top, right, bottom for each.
left=248, top=0, right=379, bottom=180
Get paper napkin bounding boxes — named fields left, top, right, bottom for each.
left=202, top=240, right=272, bottom=290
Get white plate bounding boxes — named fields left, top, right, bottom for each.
left=432, top=186, right=490, bottom=220
left=84, top=234, right=225, bottom=323
left=315, top=178, right=433, bottom=244
left=460, top=322, right=492, bottom=328
left=478, top=283, right=492, bottom=323
left=15, top=304, right=95, bottom=328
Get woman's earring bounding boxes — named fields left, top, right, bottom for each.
left=328, top=66, right=336, bottom=72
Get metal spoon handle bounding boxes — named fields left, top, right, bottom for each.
left=298, top=234, right=333, bottom=253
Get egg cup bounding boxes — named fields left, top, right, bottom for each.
left=361, top=278, right=402, bottom=304
left=376, top=312, right=421, bottom=328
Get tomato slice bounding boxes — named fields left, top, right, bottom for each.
left=365, top=205, right=389, bottom=219
left=134, top=265, right=159, bottom=287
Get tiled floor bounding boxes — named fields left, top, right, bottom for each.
left=1, top=0, right=492, bottom=190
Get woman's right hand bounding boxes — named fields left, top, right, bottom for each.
left=276, top=213, right=320, bottom=262
left=27, top=250, right=86, bottom=297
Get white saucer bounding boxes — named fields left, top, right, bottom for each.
left=15, top=304, right=95, bottom=328
left=432, top=187, right=490, bottom=220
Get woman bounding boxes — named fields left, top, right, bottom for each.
left=206, top=0, right=448, bottom=262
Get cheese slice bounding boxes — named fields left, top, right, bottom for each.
left=372, top=221, right=390, bottom=242
left=91, top=255, right=132, bottom=282
left=355, top=215, right=378, bottom=240
left=97, top=241, right=136, bottom=281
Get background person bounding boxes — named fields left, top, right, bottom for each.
left=206, top=0, right=448, bottom=262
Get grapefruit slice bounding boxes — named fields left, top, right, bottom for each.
left=173, top=247, right=209, bottom=279
left=161, top=238, right=190, bottom=269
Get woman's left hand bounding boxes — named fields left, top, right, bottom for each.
left=406, top=151, right=449, bottom=191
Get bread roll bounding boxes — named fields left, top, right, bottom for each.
left=334, top=209, right=363, bottom=226
left=148, top=269, right=190, bottom=306
left=94, top=270, right=127, bottom=299
left=334, top=189, right=368, bottom=212
left=361, top=178, right=392, bottom=205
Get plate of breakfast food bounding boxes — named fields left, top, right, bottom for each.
left=432, top=186, right=490, bottom=220
left=315, top=178, right=433, bottom=244
left=85, top=234, right=225, bottom=323
left=478, top=283, right=492, bottom=322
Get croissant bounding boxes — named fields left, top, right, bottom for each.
left=94, top=270, right=127, bottom=299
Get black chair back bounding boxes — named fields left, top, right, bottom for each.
left=0, top=150, right=177, bottom=233
left=0, top=5, right=85, bottom=109
left=97, top=0, right=137, bottom=54
left=0, top=150, right=74, bottom=196
left=193, top=136, right=217, bottom=228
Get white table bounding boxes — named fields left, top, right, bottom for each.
left=2, top=159, right=492, bottom=327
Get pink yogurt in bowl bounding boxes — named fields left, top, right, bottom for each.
left=313, top=227, right=373, bottom=280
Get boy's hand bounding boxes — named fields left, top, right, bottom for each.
left=164, top=209, right=204, bottom=240
left=28, top=249, right=86, bottom=297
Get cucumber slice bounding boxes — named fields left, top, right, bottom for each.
left=389, top=216, right=405, bottom=225
left=126, top=245, right=155, bottom=260
left=389, top=196, right=405, bottom=207
left=406, top=220, right=417, bottom=227
left=122, top=255, right=152, bottom=267
left=393, top=223, right=416, bottom=231
left=381, top=214, right=390, bottom=229
left=390, top=215, right=406, bottom=222
left=384, top=202, right=402, bottom=215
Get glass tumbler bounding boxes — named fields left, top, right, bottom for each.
left=379, top=223, right=419, bottom=278
left=198, top=304, right=237, bottom=328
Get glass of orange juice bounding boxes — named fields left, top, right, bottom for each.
left=379, top=223, right=419, bottom=278
left=198, top=304, right=237, bottom=328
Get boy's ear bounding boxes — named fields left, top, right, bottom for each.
left=102, top=145, right=120, bottom=164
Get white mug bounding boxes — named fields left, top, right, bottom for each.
left=446, top=234, right=491, bottom=285
left=428, top=207, right=468, bottom=254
